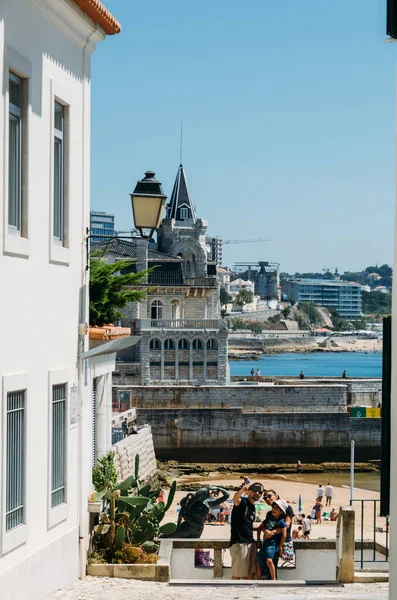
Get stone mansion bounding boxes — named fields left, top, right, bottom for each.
left=95, top=165, right=229, bottom=385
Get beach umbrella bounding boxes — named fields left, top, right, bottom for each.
left=298, top=494, right=302, bottom=513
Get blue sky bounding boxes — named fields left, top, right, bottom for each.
left=91, top=0, right=396, bottom=273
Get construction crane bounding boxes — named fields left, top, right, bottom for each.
left=222, top=238, right=270, bottom=245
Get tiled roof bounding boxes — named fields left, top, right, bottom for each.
left=72, top=0, right=121, bottom=35
left=92, top=238, right=182, bottom=262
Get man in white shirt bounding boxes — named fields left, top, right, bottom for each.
left=301, top=514, right=311, bottom=539
left=316, top=485, right=324, bottom=502
left=324, top=483, right=334, bottom=507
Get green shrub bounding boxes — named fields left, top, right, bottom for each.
left=93, top=450, right=118, bottom=491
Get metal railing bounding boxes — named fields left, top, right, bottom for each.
left=139, top=319, right=221, bottom=330
left=185, top=277, right=217, bottom=287
left=350, top=499, right=389, bottom=569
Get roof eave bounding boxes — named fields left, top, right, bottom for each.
left=72, top=0, right=121, bottom=35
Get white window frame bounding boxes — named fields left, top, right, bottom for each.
left=49, top=80, right=71, bottom=265
left=1, top=373, right=29, bottom=555
left=151, top=300, right=163, bottom=320
left=3, top=48, right=31, bottom=258
left=180, top=207, right=188, bottom=220
left=47, top=369, right=70, bottom=529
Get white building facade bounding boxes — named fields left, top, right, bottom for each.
left=0, top=1, right=120, bottom=599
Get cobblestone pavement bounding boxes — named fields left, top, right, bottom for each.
left=47, top=578, right=388, bottom=600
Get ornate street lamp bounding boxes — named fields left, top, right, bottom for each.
left=130, top=170, right=167, bottom=238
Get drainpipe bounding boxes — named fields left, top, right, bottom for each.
left=77, top=23, right=99, bottom=582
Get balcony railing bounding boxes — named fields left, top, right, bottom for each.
left=185, top=277, right=217, bottom=287
left=138, top=319, right=223, bottom=330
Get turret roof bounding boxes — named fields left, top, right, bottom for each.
left=166, top=165, right=197, bottom=224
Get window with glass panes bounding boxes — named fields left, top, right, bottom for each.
left=8, top=73, right=22, bottom=230
left=51, top=384, right=67, bottom=507
left=6, top=390, right=25, bottom=531
left=53, top=102, right=64, bottom=241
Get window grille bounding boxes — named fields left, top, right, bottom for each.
left=6, top=390, right=25, bottom=531
left=180, top=207, right=188, bottom=220
left=92, top=379, right=97, bottom=467
left=53, top=102, right=64, bottom=241
left=8, top=73, right=22, bottom=230
left=164, top=339, right=175, bottom=350
left=51, top=384, right=67, bottom=508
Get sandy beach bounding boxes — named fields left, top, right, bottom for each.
left=162, top=473, right=386, bottom=545
left=228, top=335, right=382, bottom=357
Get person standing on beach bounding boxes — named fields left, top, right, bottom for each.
left=299, top=371, right=304, bottom=379
left=229, top=482, right=263, bottom=580
left=316, top=484, right=324, bottom=503
left=301, top=514, right=311, bottom=538
left=324, top=483, right=334, bottom=507
left=314, top=501, right=323, bottom=524
left=296, top=460, right=302, bottom=480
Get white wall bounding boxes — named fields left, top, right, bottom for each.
left=0, top=1, right=105, bottom=598
left=170, top=547, right=336, bottom=581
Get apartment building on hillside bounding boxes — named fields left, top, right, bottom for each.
left=283, top=279, right=362, bottom=318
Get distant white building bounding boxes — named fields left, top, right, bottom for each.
left=229, top=278, right=255, bottom=295
left=0, top=2, right=120, bottom=599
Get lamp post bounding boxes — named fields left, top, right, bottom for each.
left=130, top=170, right=167, bottom=239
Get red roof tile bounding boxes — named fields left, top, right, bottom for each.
left=72, top=0, right=121, bottom=35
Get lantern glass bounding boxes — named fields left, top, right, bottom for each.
left=131, top=195, right=166, bottom=230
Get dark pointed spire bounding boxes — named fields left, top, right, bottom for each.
left=166, top=165, right=197, bottom=224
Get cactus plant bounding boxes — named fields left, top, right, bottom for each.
left=90, top=453, right=177, bottom=564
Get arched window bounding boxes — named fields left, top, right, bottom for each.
left=179, top=339, right=189, bottom=350
left=207, top=339, right=218, bottom=350
left=151, top=300, right=163, bottom=319
left=150, top=338, right=161, bottom=350
left=171, top=300, right=180, bottom=320
left=193, top=339, right=203, bottom=350
left=164, top=339, right=175, bottom=350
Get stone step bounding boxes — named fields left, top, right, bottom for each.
left=169, top=579, right=342, bottom=587
left=354, top=572, right=389, bottom=583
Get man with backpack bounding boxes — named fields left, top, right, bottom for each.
left=230, top=482, right=264, bottom=580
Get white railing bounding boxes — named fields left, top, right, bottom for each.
left=139, top=319, right=221, bottom=330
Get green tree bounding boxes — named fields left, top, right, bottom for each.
left=220, top=288, right=233, bottom=307
left=90, top=256, right=149, bottom=326
left=362, top=291, right=391, bottom=316
left=235, top=289, right=254, bottom=307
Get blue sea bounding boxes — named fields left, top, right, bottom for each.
left=229, top=351, right=382, bottom=378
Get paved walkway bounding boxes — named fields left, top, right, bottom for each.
left=48, top=578, right=388, bottom=600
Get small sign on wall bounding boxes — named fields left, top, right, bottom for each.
left=70, top=384, right=78, bottom=426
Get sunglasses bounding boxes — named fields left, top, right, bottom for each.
left=249, top=486, right=262, bottom=493
left=265, top=493, right=275, bottom=499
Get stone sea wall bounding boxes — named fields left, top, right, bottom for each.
left=122, top=383, right=382, bottom=463
left=113, top=425, right=157, bottom=482
left=129, top=384, right=348, bottom=413
left=136, top=407, right=381, bottom=463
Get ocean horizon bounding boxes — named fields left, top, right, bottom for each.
left=229, top=351, right=382, bottom=379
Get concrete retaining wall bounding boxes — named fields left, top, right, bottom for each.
left=136, top=408, right=381, bottom=462
left=113, top=426, right=157, bottom=482
left=128, top=384, right=348, bottom=413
